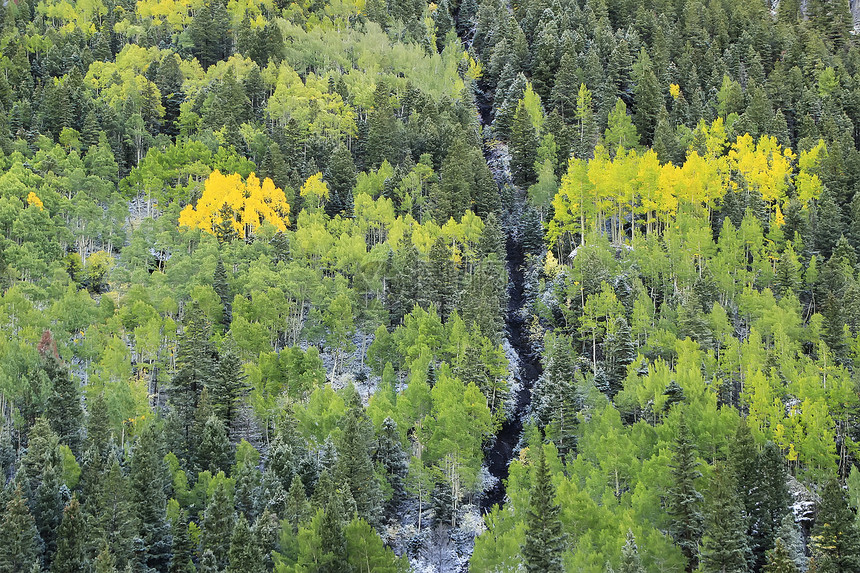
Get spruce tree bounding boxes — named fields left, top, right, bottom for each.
left=168, top=511, right=194, bottom=573
left=667, top=412, right=703, bottom=571
left=226, top=515, right=264, bottom=573
left=619, top=530, right=645, bottom=573
left=201, top=481, right=236, bottom=569
left=40, top=331, right=82, bottom=455
left=50, top=496, right=87, bottom=573
left=510, top=100, right=539, bottom=187
left=213, top=258, right=231, bottom=327
left=375, top=417, right=408, bottom=511
left=285, top=475, right=310, bottom=534
left=88, top=454, right=137, bottom=568
left=129, top=426, right=171, bottom=572
left=196, top=414, right=232, bottom=475
left=0, top=484, right=42, bottom=573
left=335, top=398, right=382, bottom=527
left=810, top=478, right=860, bottom=572
left=521, top=446, right=565, bottom=573
left=764, top=539, right=800, bottom=573
left=699, top=465, right=751, bottom=573
left=210, top=342, right=248, bottom=428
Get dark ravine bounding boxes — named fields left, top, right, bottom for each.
left=470, top=68, right=543, bottom=515
left=481, top=227, right=543, bottom=511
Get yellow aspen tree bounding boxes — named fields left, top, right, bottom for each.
left=178, top=170, right=290, bottom=239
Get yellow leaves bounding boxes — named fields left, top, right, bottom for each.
left=544, top=251, right=560, bottom=277
left=178, top=170, right=290, bottom=238
left=797, top=140, right=826, bottom=205
left=463, top=51, right=482, bottom=81
left=26, top=192, right=44, bottom=210
left=669, top=83, right=681, bottom=100
left=299, top=172, right=330, bottom=210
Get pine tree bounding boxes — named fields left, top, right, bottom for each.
left=510, top=100, right=539, bottom=187
left=208, top=339, right=248, bottom=432
left=88, top=453, right=137, bottom=568
left=129, top=426, right=171, bottom=572
left=93, top=542, right=118, bottom=573
left=775, top=514, right=807, bottom=572
left=213, top=258, right=231, bottom=327
left=226, top=515, right=264, bottom=573
left=168, top=511, right=194, bottom=573
left=325, top=146, right=356, bottom=218
left=810, top=478, right=860, bottom=572
left=619, top=530, right=645, bottom=573
left=201, top=480, right=236, bottom=569
left=335, top=398, right=382, bottom=527
left=765, top=539, right=800, bottom=573
left=196, top=414, right=232, bottom=475
left=50, top=496, right=87, bottom=573
left=668, top=412, right=704, bottom=571
left=33, top=461, right=63, bottom=564
left=285, top=475, right=310, bottom=534
left=375, top=417, right=408, bottom=512
left=632, top=48, right=661, bottom=145
left=0, top=484, right=42, bottom=573
left=521, top=446, right=565, bottom=573
left=40, top=331, right=83, bottom=455
left=700, top=465, right=751, bottom=573
left=168, top=305, right=216, bottom=458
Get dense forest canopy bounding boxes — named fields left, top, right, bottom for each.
left=1, top=0, right=860, bottom=571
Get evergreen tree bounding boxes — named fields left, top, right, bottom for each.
left=521, top=446, right=565, bottom=573
left=335, top=397, right=382, bottom=527
left=196, top=414, right=232, bottom=475
left=40, top=331, right=82, bottom=455
left=129, top=426, right=171, bottom=572
left=775, top=514, right=808, bottom=573
left=765, top=539, right=800, bottom=573
left=88, top=454, right=137, bottom=568
left=168, top=306, right=216, bottom=459
left=510, top=100, right=539, bottom=187
left=209, top=339, right=248, bottom=432
left=168, top=511, right=194, bottom=573
left=810, top=478, right=860, bottom=572
left=284, top=475, right=310, bottom=534
left=201, top=480, right=236, bottom=569
left=213, top=258, right=231, bottom=327
left=668, top=412, right=703, bottom=571
left=226, top=515, right=263, bottom=573
left=325, top=146, right=356, bottom=217
left=375, top=417, right=408, bottom=512
left=619, top=530, right=645, bottom=573
left=0, top=484, right=42, bottom=573
left=50, top=496, right=87, bottom=573
left=700, top=465, right=751, bottom=573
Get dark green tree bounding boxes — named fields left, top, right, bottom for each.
left=764, top=539, right=799, bottom=573
left=335, top=397, right=382, bottom=527
left=699, top=465, right=750, bottom=573
left=667, top=412, right=703, bottom=571
left=129, top=425, right=171, bottom=572
left=201, top=480, right=236, bottom=569
left=50, top=496, right=87, bottom=573
left=0, top=484, right=42, bottom=573
left=810, top=477, right=860, bottom=572
left=521, top=446, right=565, bottom=573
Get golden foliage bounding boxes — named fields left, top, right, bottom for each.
left=27, top=191, right=44, bottom=210
left=178, top=170, right=290, bottom=238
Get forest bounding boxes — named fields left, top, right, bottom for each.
left=1, top=0, right=860, bottom=571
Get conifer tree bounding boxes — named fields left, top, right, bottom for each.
left=521, top=446, right=565, bottom=573
left=40, top=331, right=82, bottom=455
left=88, top=454, right=137, bottom=568
left=765, top=539, right=800, bottom=573
left=201, top=480, right=236, bottom=569
left=700, top=465, right=751, bottom=573
left=129, top=426, right=171, bottom=572
left=810, top=478, right=860, bottom=572
left=168, top=511, right=194, bottom=573
left=335, top=397, right=382, bottom=527
left=375, top=417, right=408, bottom=511
left=213, top=258, right=231, bottom=327
left=50, top=496, right=86, bottom=573
left=668, top=412, right=703, bottom=571
left=93, top=543, right=118, bottom=573
left=226, top=515, right=264, bottom=573
left=196, top=414, right=232, bottom=475
left=619, top=530, right=645, bottom=573
left=285, top=475, right=310, bottom=534
left=511, top=100, right=539, bottom=187
left=0, top=484, right=42, bottom=573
